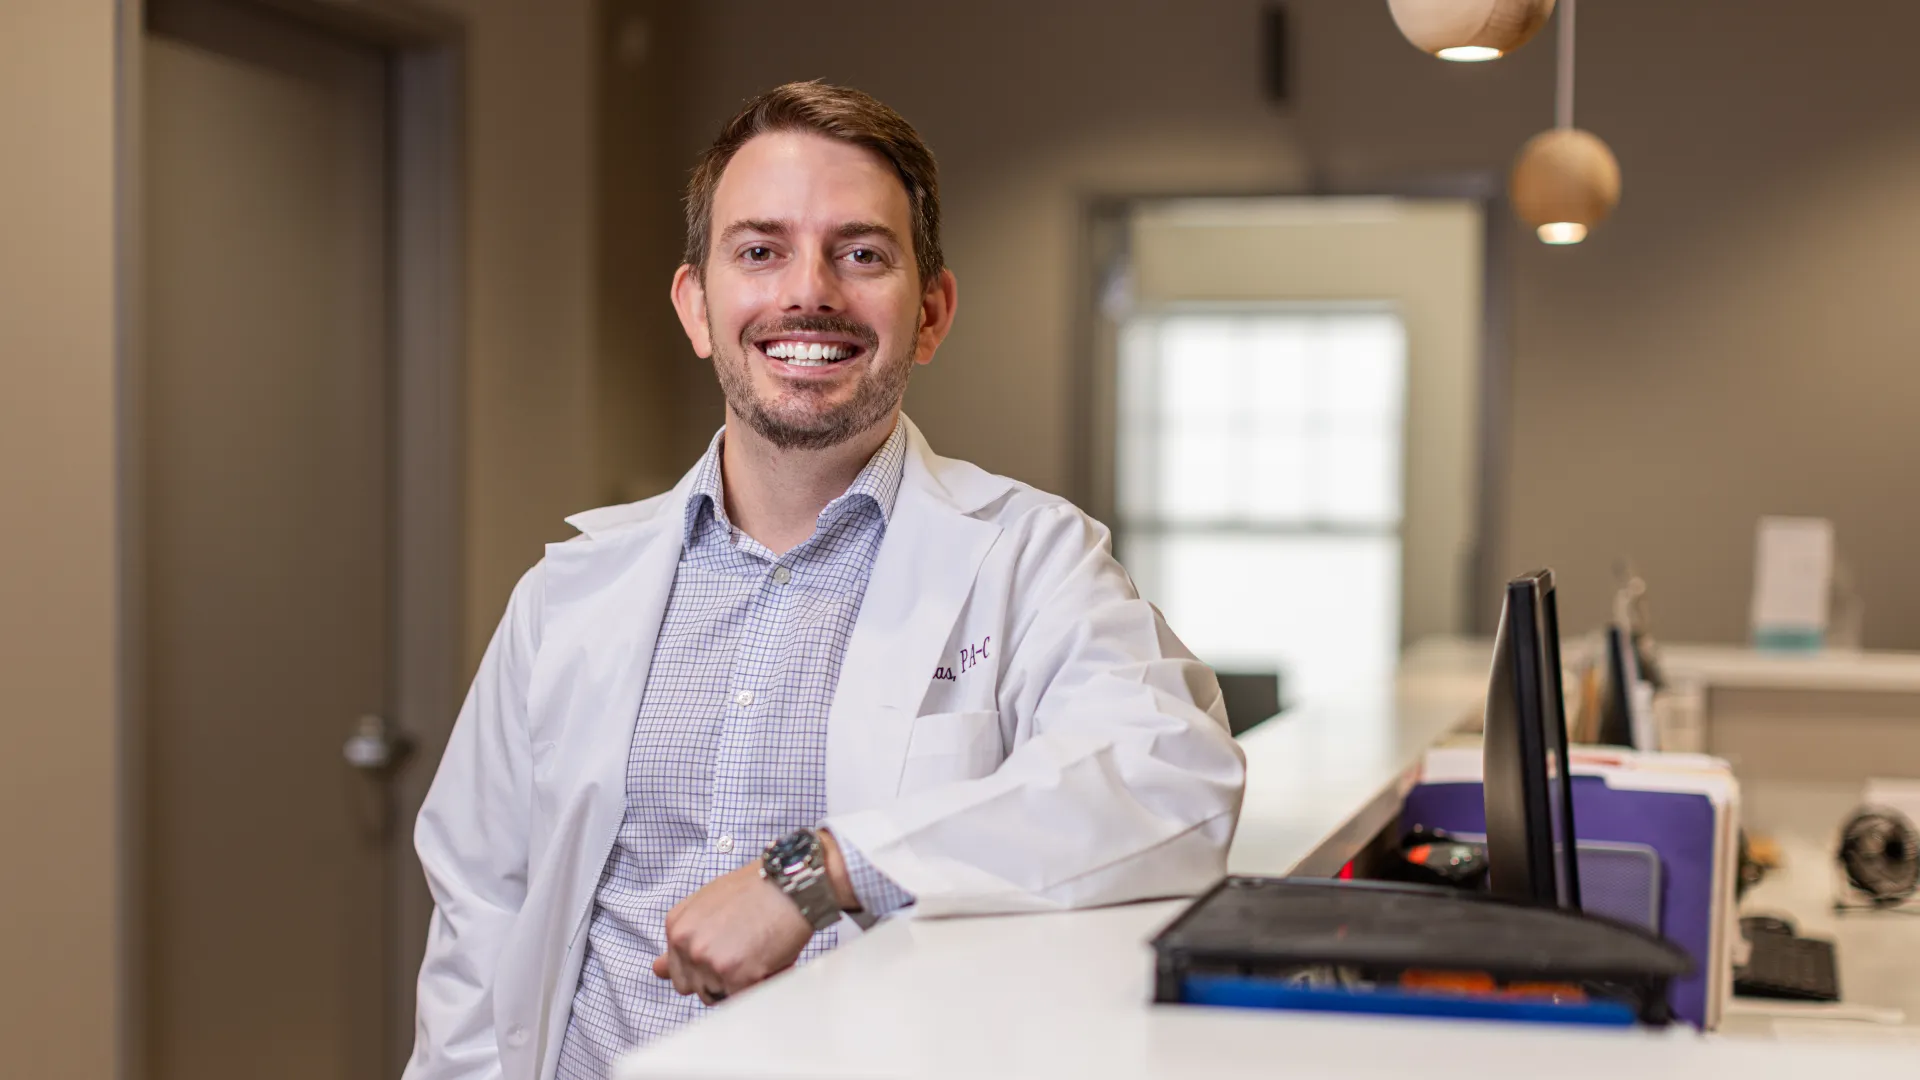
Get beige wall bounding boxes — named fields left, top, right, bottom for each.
left=441, top=0, right=600, bottom=667
left=0, top=0, right=598, bottom=1070
left=624, top=0, right=1920, bottom=648
left=1491, top=0, right=1920, bottom=650
left=594, top=0, right=694, bottom=504
left=0, top=4, right=122, bottom=1077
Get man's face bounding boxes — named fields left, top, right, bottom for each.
left=672, top=130, right=955, bottom=452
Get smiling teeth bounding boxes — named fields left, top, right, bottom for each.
left=764, top=341, right=854, bottom=363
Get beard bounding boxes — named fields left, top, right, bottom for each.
left=711, top=312, right=914, bottom=452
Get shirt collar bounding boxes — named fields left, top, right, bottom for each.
left=682, top=419, right=910, bottom=547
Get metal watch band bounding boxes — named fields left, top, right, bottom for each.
left=762, top=829, right=843, bottom=932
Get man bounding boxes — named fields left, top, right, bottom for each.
left=405, top=81, right=1245, bottom=1080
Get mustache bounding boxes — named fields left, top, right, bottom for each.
left=741, top=314, right=879, bottom=351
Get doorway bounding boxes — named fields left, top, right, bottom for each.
left=1116, top=302, right=1411, bottom=706
left=131, top=0, right=463, bottom=1075
left=1084, top=195, right=1494, bottom=710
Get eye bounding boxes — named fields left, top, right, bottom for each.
left=743, top=245, right=775, bottom=263
left=845, top=247, right=882, bottom=266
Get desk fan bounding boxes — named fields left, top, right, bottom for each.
left=1837, top=806, right=1920, bottom=910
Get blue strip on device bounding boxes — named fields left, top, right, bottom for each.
left=1179, top=974, right=1640, bottom=1027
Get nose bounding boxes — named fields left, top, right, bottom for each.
left=778, top=247, right=845, bottom=314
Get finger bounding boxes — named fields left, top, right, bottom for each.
left=687, top=946, right=739, bottom=1001
left=651, top=953, right=671, bottom=980
left=666, top=948, right=700, bottom=997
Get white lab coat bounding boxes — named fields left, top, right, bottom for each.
left=405, top=416, right=1245, bottom=1080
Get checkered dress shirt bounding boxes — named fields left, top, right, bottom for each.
left=554, top=423, right=917, bottom=1078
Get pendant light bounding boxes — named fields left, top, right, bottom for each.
left=1509, top=0, right=1619, bottom=244
left=1387, top=0, right=1557, bottom=62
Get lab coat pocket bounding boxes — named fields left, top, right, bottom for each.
left=898, top=709, right=1004, bottom=792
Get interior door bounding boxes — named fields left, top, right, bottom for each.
left=142, top=1, right=396, bottom=1075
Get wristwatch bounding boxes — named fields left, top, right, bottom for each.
left=761, top=828, right=843, bottom=931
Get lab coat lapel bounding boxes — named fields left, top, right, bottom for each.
left=826, top=434, right=1003, bottom=815
left=536, top=476, right=694, bottom=881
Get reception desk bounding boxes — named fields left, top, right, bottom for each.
left=618, top=641, right=1918, bottom=1080
left=1657, top=643, right=1920, bottom=782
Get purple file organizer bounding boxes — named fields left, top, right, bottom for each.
left=1400, top=777, right=1718, bottom=1028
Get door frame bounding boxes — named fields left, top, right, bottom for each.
left=1071, top=177, right=1517, bottom=640
left=115, top=1, right=468, bottom=1074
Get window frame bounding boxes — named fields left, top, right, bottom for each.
left=1113, top=299, right=1411, bottom=547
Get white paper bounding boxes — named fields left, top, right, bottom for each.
left=1750, top=516, right=1834, bottom=633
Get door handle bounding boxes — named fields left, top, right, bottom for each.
left=342, top=714, right=415, bottom=774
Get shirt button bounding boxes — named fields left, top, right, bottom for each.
left=734, top=689, right=754, bottom=708
left=715, top=834, right=734, bottom=854
left=772, top=566, right=792, bottom=585
left=506, top=1025, right=529, bottom=1048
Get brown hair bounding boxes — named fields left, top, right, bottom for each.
left=684, top=80, right=943, bottom=287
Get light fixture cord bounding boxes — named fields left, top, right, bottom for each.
left=1556, top=0, right=1576, bottom=130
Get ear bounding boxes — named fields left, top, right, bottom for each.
left=912, top=268, right=959, bottom=367
left=671, top=263, right=714, bottom=358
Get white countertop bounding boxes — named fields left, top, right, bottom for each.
left=1657, top=643, right=1920, bottom=694
left=1228, top=637, right=1488, bottom=877
left=1723, top=781, right=1920, bottom=1040
left=617, top=640, right=1919, bottom=1080
left=621, top=900, right=1915, bottom=1080
left=1407, top=634, right=1920, bottom=695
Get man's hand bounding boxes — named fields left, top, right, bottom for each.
left=652, top=830, right=859, bottom=1005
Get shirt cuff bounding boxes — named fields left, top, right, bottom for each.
left=834, top=833, right=917, bottom=920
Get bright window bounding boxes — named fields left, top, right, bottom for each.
left=1117, top=307, right=1408, bottom=705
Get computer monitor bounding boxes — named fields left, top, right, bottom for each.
left=1483, top=570, right=1583, bottom=911
left=1214, top=671, right=1283, bottom=736
left=1597, top=624, right=1643, bottom=749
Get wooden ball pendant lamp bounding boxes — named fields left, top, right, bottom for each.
left=1387, top=0, right=1558, bottom=61
left=1509, top=0, right=1620, bottom=244
left=1512, top=130, right=1620, bottom=244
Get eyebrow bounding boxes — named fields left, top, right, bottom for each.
left=718, top=218, right=790, bottom=246
left=832, top=221, right=903, bottom=248
left=716, top=218, right=904, bottom=249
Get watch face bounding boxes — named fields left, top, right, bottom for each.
left=767, top=829, right=816, bottom=874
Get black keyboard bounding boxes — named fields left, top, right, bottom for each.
left=1734, top=926, right=1840, bottom=1002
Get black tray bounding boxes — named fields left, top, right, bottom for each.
left=1152, top=877, right=1694, bottom=1026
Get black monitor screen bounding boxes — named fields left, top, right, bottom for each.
left=1483, top=570, right=1582, bottom=911
left=1540, top=581, right=1581, bottom=910
left=1598, top=624, right=1643, bottom=749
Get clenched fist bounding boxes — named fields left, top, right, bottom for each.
left=652, top=828, right=858, bottom=1005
